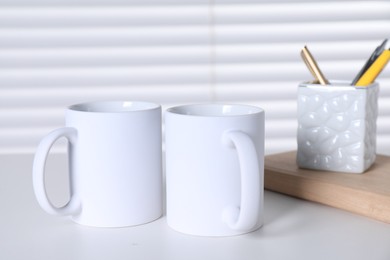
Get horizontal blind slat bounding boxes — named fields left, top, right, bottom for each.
left=215, top=41, right=390, bottom=62
left=214, top=2, right=390, bottom=23
left=0, top=6, right=209, bottom=28
left=215, top=61, right=390, bottom=82
left=0, top=21, right=388, bottom=48
left=0, top=66, right=212, bottom=86
left=0, top=41, right=384, bottom=68
left=0, top=27, right=211, bottom=48
left=0, top=85, right=212, bottom=109
left=0, top=0, right=210, bottom=6
left=214, top=21, right=390, bottom=43
left=214, top=62, right=353, bottom=82
left=0, top=2, right=388, bottom=28
left=1, top=61, right=368, bottom=87
left=0, top=46, right=210, bottom=68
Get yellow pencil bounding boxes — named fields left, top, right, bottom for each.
left=355, top=49, right=390, bottom=86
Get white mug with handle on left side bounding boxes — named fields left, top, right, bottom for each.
left=32, top=101, right=163, bottom=227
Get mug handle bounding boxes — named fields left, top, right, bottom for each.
left=32, top=127, right=81, bottom=216
left=222, top=130, right=261, bottom=231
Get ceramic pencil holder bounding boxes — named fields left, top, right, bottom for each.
left=297, top=80, right=379, bottom=174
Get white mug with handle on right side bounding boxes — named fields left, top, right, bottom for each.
left=165, top=103, right=264, bottom=237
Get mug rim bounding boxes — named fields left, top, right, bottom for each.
left=166, top=103, right=264, bottom=117
left=68, top=101, right=161, bottom=113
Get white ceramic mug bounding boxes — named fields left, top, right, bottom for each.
left=33, top=101, right=162, bottom=227
left=165, top=103, right=264, bottom=236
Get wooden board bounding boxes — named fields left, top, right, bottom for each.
left=264, top=151, right=390, bottom=223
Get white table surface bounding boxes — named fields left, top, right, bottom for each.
left=1, top=153, right=390, bottom=260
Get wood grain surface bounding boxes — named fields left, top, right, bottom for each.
left=264, top=151, right=390, bottom=223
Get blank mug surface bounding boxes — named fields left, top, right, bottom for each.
left=33, top=101, right=163, bottom=227
left=165, top=103, right=264, bottom=237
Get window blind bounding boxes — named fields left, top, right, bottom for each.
left=0, top=0, right=389, bottom=155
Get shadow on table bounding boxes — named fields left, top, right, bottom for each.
left=249, top=190, right=309, bottom=238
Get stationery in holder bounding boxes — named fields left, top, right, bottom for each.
left=355, top=49, right=390, bottom=86
left=300, top=46, right=329, bottom=85
left=296, top=41, right=389, bottom=173
left=351, top=39, right=388, bottom=86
